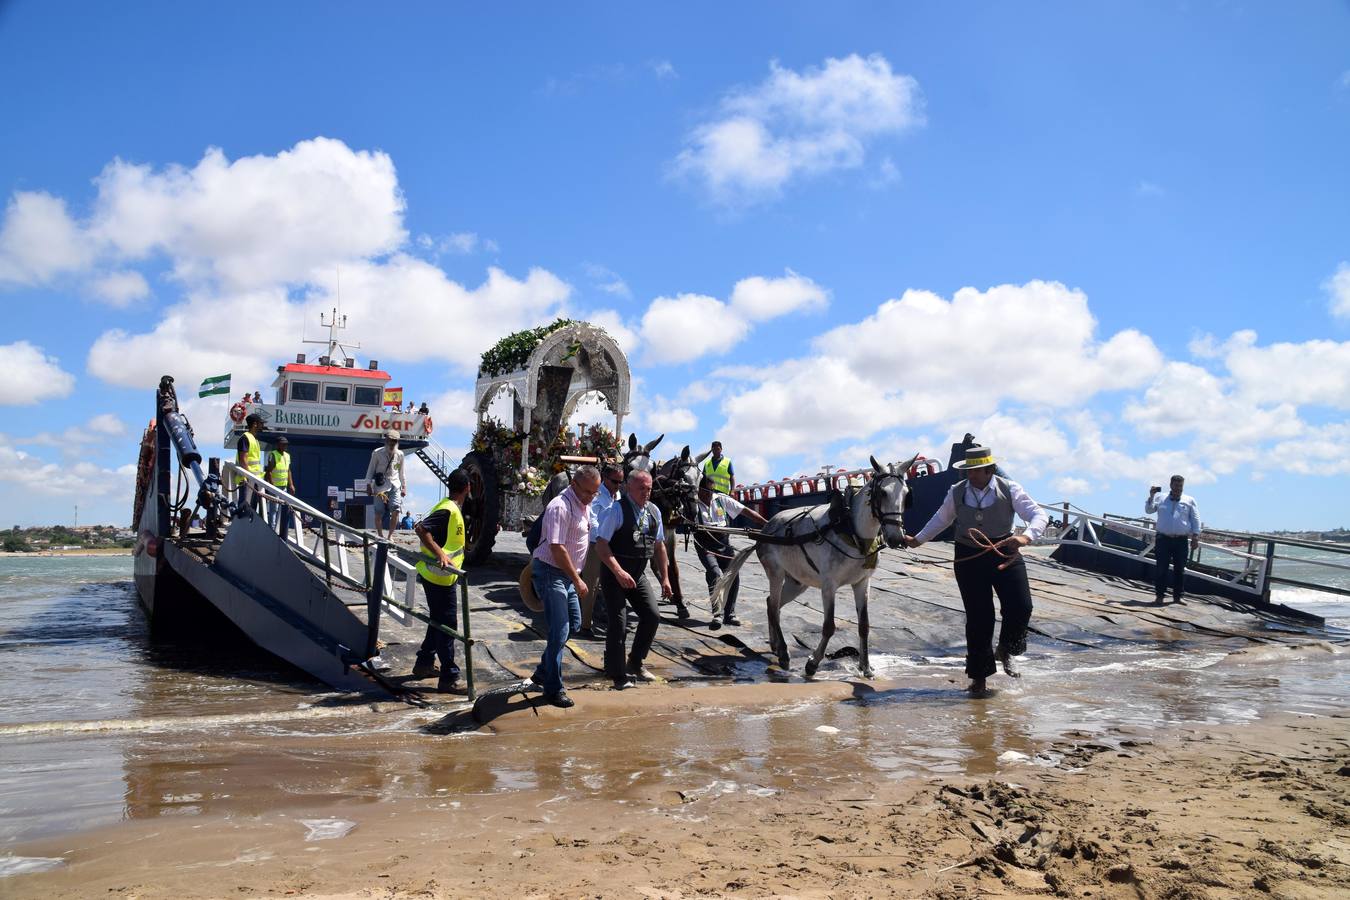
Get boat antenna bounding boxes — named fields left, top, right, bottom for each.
left=302, top=267, right=362, bottom=365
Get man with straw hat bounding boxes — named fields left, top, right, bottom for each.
left=904, top=445, right=1049, bottom=697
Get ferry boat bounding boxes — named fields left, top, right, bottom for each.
left=130, top=310, right=461, bottom=696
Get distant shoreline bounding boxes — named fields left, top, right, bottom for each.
left=0, top=549, right=132, bottom=558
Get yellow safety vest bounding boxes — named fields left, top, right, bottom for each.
left=703, top=456, right=733, bottom=494
left=267, top=449, right=291, bottom=487
left=416, top=498, right=466, bottom=587
left=235, top=432, right=264, bottom=485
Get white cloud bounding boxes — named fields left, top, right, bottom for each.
left=89, top=270, right=150, bottom=307
left=1215, top=330, right=1350, bottom=409
left=0, top=192, right=95, bottom=286
left=729, top=270, right=828, bottom=321
left=418, top=232, right=495, bottom=256
left=645, top=400, right=698, bottom=434
left=87, top=260, right=572, bottom=390
left=583, top=263, right=632, bottom=299
left=870, top=156, right=900, bottom=189
left=1053, top=476, right=1092, bottom=496
left=639, top=294, right=750, bottom=365
left=0, top=341, right=77, bottom=406
left=583, top=309, right=641, bottom=355
left=423, top=388, right=478, bottom=431
left=20, top=413, right=129, bottom=453
left=1122, top=361, right=1304, bottom=446
left=649, top=59, right=678, bottom=80
left=973, top=413, right=1073, bottom=479
left=88, top=138, right=406, bottom=290
left=0, top=432, right=135, bottom=499
left=812, top=281, right=1163, bottom=418
left=1324, top=261, right=1350, bottom=320
left=637, top=270, right=829, bottom=365
left=673, top=54, right=924, bottom=204
left=1273, top=423, right=1350, bottom=475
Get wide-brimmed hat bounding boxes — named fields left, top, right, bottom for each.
left=518, top=562, right=543, bottom=613
left=384, top=429, right=400, bottom=440
left=954, top=446, right=998, bottom=470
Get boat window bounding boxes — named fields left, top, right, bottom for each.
left=290, top=381, right=319, bottom=402
left=323, top=384, right=351, bottom=404
left=353, top=386, right=382, bottom=407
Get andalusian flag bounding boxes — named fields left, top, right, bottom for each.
left=198, top=373, right=231, bottom=398
left=383, top=386, right=404, bottom=407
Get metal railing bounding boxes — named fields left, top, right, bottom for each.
left=223, top=463, right=478, bottom=698
left=1031, top=502, right=1271, bottom=601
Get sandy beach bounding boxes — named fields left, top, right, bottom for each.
left=5, top=681, right=1347, bottom=900
left=2, top=539, right=1347, bottom=899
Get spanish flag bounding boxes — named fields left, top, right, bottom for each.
left=383, top=387, right=404, bottom=407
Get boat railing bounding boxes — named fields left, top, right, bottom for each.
left=222, top=462, right=478, bottom=698
left=1031, top=502, right=1272, bottom=602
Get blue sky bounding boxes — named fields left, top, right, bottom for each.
left=1, top=1, right=1348, bottom=530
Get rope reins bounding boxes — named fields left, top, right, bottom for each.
left=952, top=527, right=1026, bottom=570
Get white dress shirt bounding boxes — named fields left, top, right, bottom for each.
left=914, top=478, right=1049, bottom=544
left=1145, top=492, right=1201, bottom=537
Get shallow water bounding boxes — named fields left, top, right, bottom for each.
left=1, top=555, right=1347, bottom=851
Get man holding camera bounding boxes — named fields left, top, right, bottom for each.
left=365, top=429, right=406, bottom=539
left=1145, top=476, right=1202, bottom=605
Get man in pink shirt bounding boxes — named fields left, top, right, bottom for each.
left=529, top=465, right=601, bottom=707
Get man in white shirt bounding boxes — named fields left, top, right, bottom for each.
left=694, top=475, right=767, bottom=629
left=1145, top=475, right=1202, bottom=605
left=904, top=445, right=1048, bottom=697
left=365, top=429, right=406, bottom=539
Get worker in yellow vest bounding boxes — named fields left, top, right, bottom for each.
left=412, top=468, right=470, bottom=693
left=234, top=414, right=266, bottom=515
left=263, top=435, right=295, bottom=538
left=696, top=440, right=735, bottom=495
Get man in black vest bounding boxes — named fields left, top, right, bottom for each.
left=594, top=469, right=673, bottom=689
left=904, top=445, right=1049, bottom=697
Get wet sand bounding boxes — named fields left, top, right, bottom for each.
left=6, top=692, right=1348, bottom=899
left=2, top=538, right=1348, bottom=897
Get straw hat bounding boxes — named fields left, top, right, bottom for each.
left=518, top=562, right=543, bottom=612
left=953, top=445, right=998, bottom=470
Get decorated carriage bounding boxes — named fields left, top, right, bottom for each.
left=457, top=319, right=632, bottom=563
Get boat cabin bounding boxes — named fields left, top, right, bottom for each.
left=224, top=353, right=431, bottom=529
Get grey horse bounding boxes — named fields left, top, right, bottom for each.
left=710, top=454, right=918, bottom=678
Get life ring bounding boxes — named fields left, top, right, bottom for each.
left=229, top=402, right=247, bottom=423
left=424, top=417, right=434, bottom=435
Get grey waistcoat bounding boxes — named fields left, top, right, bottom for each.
left=951, top=476, right=1015, bottom=547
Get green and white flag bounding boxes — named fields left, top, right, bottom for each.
left=198, top=373, right=231, bottom=398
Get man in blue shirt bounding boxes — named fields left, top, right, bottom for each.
left=1145, top=475, right=1202, bottom=605
left=576, top=463, right=623, bottom=639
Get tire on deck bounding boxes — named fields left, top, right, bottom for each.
left=459, top=450, right=500, bottom=564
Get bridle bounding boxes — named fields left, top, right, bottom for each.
left=651, top=457, right=699, bottom=524
left=865, top=470, right=910, bottom=548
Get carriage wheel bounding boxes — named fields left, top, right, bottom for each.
left=459, top=450, right=500, bottom=564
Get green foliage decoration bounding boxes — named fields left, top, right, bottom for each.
left=477, top=318, right=577, bottom=379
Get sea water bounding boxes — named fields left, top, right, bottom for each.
left=0, top=554, right=1346, bottom=855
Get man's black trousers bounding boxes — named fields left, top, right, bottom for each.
left=696, top=536, right=739, bottom=619
left=1154, top=534, right=1190, bottom=602
left=416, top=576, right=460, bottom=675
left=601, top=567, right=660, bottom=682
left=952, top=547, right=1033, bottom=679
